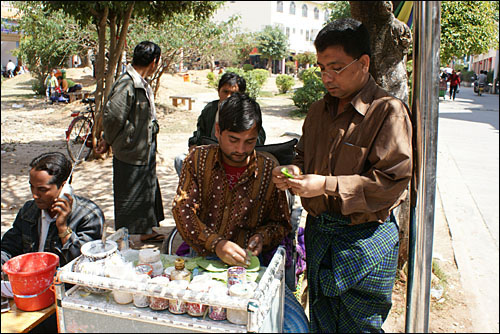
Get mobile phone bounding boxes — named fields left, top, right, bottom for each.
left=58, top=182, right=74, bottom=210
left=281, top=167, right=295, bottom=179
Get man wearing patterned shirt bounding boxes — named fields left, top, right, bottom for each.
left=172, top=92, right=291, bottom=267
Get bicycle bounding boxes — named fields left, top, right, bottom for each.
left=65, top=97, right=96, bottom=163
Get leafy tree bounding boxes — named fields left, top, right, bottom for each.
left=294, top=52, right=317, bottom=67
left=440, top=1, right=498, bottom=65
left=42, top=1, right=219, bottom=158
left=231, top=32, right=257, bottom=66
left=127, top=12, right=236, bottom=97
left=276, top=74, right=295, bottom=94
left=324, top=1, right=351, bottom=21
left=12, top=2, right=93, bottom=95
left=256, top=25, right=289, bottom=73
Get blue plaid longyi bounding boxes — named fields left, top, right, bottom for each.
left=305, top=212, right=399, bottom=333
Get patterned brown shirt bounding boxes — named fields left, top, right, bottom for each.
left=294, top=75, right=413, bottom=224
left=172, top=144, right=291, bottom=256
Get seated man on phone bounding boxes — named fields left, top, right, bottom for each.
left=1, top=152, right=104, bottom=268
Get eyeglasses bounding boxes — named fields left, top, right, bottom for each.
left=315, top=58, right=359, bottom=78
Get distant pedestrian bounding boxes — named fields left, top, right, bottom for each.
left=447, top=70, right=460, bottom=100
left=45, top=70, right=59, bottom=102
left=6, top=60, right=16, bottom=78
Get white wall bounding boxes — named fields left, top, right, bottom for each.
left=1, top=40, right=18, bottom=69
left=212, top=1, right=328, bottom=54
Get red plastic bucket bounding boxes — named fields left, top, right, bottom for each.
left=2, top=252, right=59, bottom=311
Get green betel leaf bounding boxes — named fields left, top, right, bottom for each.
left=196, top=258, right=229, bottom=272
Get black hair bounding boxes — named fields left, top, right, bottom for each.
left=132, top=41, right=161, bottom=67
left=314, top=18, right=371, bottom=59
left=30, top=152, right=72, bottom=188
left=218, top=92, right=262, bottom=134
left=218, top=72, right=246, bottom=93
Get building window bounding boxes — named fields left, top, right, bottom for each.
left=302, top=4, right=308, bottom=17
left=324, top=9, right=329, bottom=21
left=314, top=7, right=319, bottom=20
left=293, top=28, right=296, bottom=34
left=300, top=29, right=303, bottom=35
left=290, top=1, right=296, bottom=15
left=286, top=27, right=290, bottom=37
left=277, top=1, right=283, bottom=13
left=306, top=30, right=310, bottom=41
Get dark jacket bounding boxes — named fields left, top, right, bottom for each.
left=1, top=195, right=104, bottom=267
left=188, top=100, right=267, bottom=147
left=103, top=65, right=156, bottom=165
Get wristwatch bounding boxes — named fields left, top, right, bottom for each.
left=58, top=226, right=73, bottom=238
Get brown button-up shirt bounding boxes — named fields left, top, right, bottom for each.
left=172, top=144, right=291, bottom=256
left=294, top=75, right=412, bottom=224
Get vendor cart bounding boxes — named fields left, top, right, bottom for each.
left=53, top=228, right=286, bottom=333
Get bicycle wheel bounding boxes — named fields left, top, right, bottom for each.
left=66, top=116, right=92, bottom=162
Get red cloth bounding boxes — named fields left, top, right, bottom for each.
left=447, top=73, right=460, bottom=86
left=223, top=162, right=247, bottom=189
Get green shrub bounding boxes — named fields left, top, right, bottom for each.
left=206, top=71, right=218, bottom=88
left=31, top=77, right=46, bottom=96
left=285, top=61, right=296, bottom=74
left=252, top=68, right=269, bottom=87
left=276, top=74, right=295, bottom=94
left=297, top=66, right=320, bottom=81
left=222, top=68, right=264, bottom=99
left=292, top=71, right=327, bottom=113
left=242, top=63, right=254, bottom=71
left=461, top=70, right=475, bottom=82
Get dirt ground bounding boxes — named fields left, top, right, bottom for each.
left=1, top=68, right=474, bottom=332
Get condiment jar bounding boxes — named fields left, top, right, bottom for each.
left=170, top=258, right=191, bottom=281
left=208, top=282, right=229, bottom=321
left=168, top=280, right=189, bottom=314
left=149, top=276, right=170, bottom=311
left=138, top=249, right=163, bottom=277
left=133, top=273, right=151, bottom=308
left=227, top=283, right=255, bottom=325
left=227, top=266, right=246, bottom=288
left=186, top=280, right=209, bottom=317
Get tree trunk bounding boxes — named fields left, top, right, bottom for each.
left=350, top=1, right=412, bottom=270
left=90, top=7, right=108, bottom=160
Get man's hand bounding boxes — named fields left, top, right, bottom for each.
left=246, top=233, right=263, bottom=256
left=286, top=174, right=327, bottom=198
left=51, top=193, right=73, bottom=242
left=272, top=165, right=301, bottom=191
left=95, top=140, right=109, bottom=155
left=215, top=240, right=251, bottom=268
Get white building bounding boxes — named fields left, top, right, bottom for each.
left=1, top=1, right=21, bottom=71
left=212, top=1, right=329, bottom=73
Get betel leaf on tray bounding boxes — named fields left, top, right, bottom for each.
left=196, top=258, right=229, bottom=272
left=246, top=256, right=260, bottom=272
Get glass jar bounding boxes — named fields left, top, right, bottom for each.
left=170, top=258, right=191, bottom=281
left=168, top=279, right=189, bottom=314
left=149, top=276, right=170, bottom=311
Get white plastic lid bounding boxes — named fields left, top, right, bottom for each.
left=139, top=248, right=161, bottom=263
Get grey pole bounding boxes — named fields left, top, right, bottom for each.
left=405, top=1, right=441, bottom=332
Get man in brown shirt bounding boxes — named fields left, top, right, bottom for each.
left=173, top=92, right=291, bottom=267
left=272, top=18, right=412, bottom=332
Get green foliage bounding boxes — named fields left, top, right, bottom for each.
left=223, top=67, right=266, bottom=99
left=461, top=70, right=475, bottom=82
left=256, top=25, right=289, bottom=69
left=292, top=68, right=327, bottom=113
left=294, top=52, right=316, bottom=66
left=285, top=61, right=296, bottom=74
left=242, top=63, right=254, bottom=71
left=207, top=71, right=218, bottom=88
left=231, top=32, right=257, bottom=66
left=297, top=67, right=320, bottom=82
left=276, top=74, right=295, bottom=94
left=440, top=1, right=499, bottom=65
left=13, top=1, right=90, bottom=95
left=323, top=1, right=351, bottom=21
left=252, top=69, right=269, bottom=87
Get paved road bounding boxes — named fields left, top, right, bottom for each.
left=436, top=86, right=499, bottom=332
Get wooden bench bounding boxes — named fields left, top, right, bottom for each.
left=68, top=90, right=91, bottom=103
left=170, top=96, right=195, bottom=110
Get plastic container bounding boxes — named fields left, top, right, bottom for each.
left=2, top=252, right=59, bottom=311
left=186, top=280, right=209, bottom=317
left=227, top=283, right=255, bottom=325
left=149, top=276, right=170, bottom=311
left=183, top=74, right=190, bottom=82
left=227, top=266, right=246, bottom=288
left=167, top=280, right=189, bottom=314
